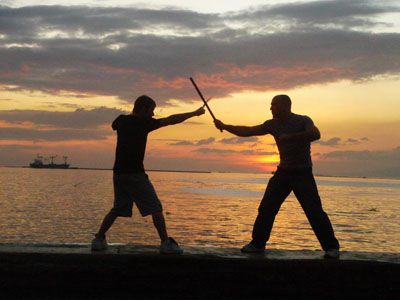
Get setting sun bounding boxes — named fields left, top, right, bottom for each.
left=256, top=154, right=280, bottom=164
left=0, top=0, right=399, bottom=178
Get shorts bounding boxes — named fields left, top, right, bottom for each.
left=111, top=173, right=162, bottom=217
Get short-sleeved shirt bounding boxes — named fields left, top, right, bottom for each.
left=262, top=113, right=314, bottom=169
left=112, top=115, right=161, bottom=174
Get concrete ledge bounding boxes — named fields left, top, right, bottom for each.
left=1, top=243, right=399, bottom=299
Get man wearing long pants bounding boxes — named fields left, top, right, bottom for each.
left=214, top=94, right=340, bottom=258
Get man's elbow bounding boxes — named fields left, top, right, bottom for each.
left=311, top=134, right=320, bottom=142
left=314, top=130, right=321, bottom=140
left=307, top=126, right=320, bottom=142
left=311, top=130, right=321, bottom=141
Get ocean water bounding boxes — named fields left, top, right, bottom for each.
left=0, top=167, right=399, bottom=253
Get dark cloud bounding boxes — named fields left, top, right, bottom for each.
left=168, top=136, right=260, bottom=146
left=0, top=107, right=125, bottom=143
left=320, top=146, right=400, bottom=160
left=0, top=107, right=124, bottom=128
left=236, top=0, right=399, bottom=29
left=342, top=137, right=370, bottom=145
left=168, top=140, right=194, bottom=146
left=0, top=5, right=219, bottom=37
left=169, top=136, right=259, bottom=146
left=315, top=146, right=400, bottom=178
left=168, top=137, right=215, bottom=146
left=0, top=144, right=37, bottom=150
left=346, top=138, right=361, bottom=145
left=316, top=137, right=342, bottom=146
left=195, top=147, right=277, bottom=156
left=196, top=148, right=236, bottom=154
left=239, top=149, right=277, bottom=155
left=316, top=136, right=370, bottom=146
left=196, top=137, right=215, bottom=145
left=219, top=136, right=259, bottom=144
left=0, top=2, right=399, bottom=104
left=0, top=127, right=109, bottom=141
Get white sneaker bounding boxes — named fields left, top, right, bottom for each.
left=241, top=243, right=265, bottom=253
left=324, top=249, right=340, bottom=259
left=160, top=237, right=184, bottom=254
left=91, top=235, right=108, bottom=251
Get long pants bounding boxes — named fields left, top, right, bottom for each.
left=251, top=167, right=340, bottom=251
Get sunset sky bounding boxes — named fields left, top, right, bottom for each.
left=1, top=0, right=400, bottom=178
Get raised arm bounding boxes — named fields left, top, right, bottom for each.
left=214, top=119, right=267, bottom=137
left=158, top=107, right=205, bottom=127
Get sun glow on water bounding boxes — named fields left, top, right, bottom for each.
left=1, top=168, right=399, bottom=253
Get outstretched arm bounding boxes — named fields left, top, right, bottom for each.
left=158, top=107, right=205, bottom=127
left=214, top=119, right=267, bottom=137
left=279, top=124, right=321, bottom=143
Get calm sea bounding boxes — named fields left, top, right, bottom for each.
left=0, top=167, right=399, bottom=253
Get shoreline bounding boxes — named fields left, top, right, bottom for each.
left=1, top=243, right=399, bottom=299
left=1, top=242, right=399, bottom=264
left=1, top=166, right=399, bottom=180
left=4, top=166, right=212, bottom=174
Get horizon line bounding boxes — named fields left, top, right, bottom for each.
left=0, top=166, right=399, bottom=180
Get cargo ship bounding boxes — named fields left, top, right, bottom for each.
left=29, top=155, right=70, bottom=169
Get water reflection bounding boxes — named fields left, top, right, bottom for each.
left=0, top=168, right=399, bottom=253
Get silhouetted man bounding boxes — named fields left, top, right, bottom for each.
left=214, top=95, right=340, bottom=258
left=92, top=95, right=205, bottom=254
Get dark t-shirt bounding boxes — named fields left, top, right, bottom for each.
left=262, top=113, right=314, bottom=169
left=112, top=115, right=161, bottom=174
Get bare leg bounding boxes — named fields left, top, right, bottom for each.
left=96, top=210, right=118, bottom=237
left=152, top=211, right=168, bottom=242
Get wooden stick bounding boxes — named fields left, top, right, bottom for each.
left=190, top=77, right=217, bottom=121
left=190, top=77, right=222, bottom=132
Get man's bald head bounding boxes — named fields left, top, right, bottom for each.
left=272, top=95, right=291, bottom=108
left=270, top=95, right=292, bottom=119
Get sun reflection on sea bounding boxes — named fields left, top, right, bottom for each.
left=0, top=168, right=399, bottom=253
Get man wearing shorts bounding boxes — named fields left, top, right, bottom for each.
left=91, top=95, right=205, bottom=254
left=214, top=95, right=340, bottom=259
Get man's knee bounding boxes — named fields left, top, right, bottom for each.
left=108, top=208, right=129, bottom=218
left=303, top=204, right=327, bottom=219
left=107, top=209, right=119, bottom=217
left=151, top=210, right=164, bottom=219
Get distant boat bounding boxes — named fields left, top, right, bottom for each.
left=30, top=154, right=70, bottom=169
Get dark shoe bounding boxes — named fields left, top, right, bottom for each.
left=324, top=249, right=340, bottom=259
left=91, top=234, right=108, bottom=251
left=160, top=237, right=184, bottom=254
left=241, top=243, right=265, bottom=253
